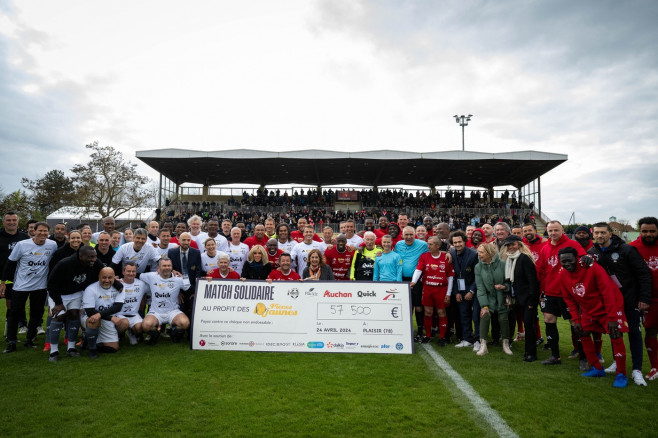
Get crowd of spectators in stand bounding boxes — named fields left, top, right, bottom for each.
left=163, top=187, right=535, bottom=234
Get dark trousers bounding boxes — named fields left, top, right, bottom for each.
left=624, top=307, right=643, bottom=371
left=459, top=295, right=480, bottom=343
left=509, top=304, right=537, bottom=356
left=6, top=289, right=47, bottom=343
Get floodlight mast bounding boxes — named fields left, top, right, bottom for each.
left=454, top=114, right=473, bottom=151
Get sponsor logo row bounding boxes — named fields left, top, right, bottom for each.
left=199, top=339, right=405, bottom=351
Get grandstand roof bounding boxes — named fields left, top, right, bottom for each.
left=135, top=149, right=567, bottom=189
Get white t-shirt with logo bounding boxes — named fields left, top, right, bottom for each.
left=290, top=241, right=327, bottom=275
left=82, top=282, right=125, bottom=313
left=227, top=242, right=249, bottom=275
left=112, top=242, right=161, bottom=274
left=116, top=278, right=146, bottom=317
left=8, top=238, right=58, bottom=291
left=140, top=272, right=188, bottom=314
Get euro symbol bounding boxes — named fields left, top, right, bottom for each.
left=391, top=307, right=399, bottom=318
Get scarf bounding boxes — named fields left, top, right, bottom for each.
left=505, top=250, right=521, bottom=283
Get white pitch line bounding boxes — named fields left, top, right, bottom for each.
left=422, top=344, right=519, bottom=438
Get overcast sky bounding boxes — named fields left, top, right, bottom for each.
left=1, top=0, right=656, bottom=225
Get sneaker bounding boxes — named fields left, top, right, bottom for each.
left=631, top=370, right=647, bottom=386
left=581, top=367, right=606, bottom=378
left=148, top=330, right=160, bottom=346
left=42, top=342, right=51, bottom=352
left=579, top=359, right=589, bottom=371
left=472, top=341, right=481, bottom=352
left=24, top=339, right=37, bottom=349
left=420, top=336, right=431, bottom=344
left=2, top=343, right=17, bottom=354
left=66, top=348, right=81, bottom=358
left=567, top=349, right=579, bottom=359
left=597, top=353, right=604, bottom=364
left=160, top=329, right=170, bottom=338
left=514, top=332, right=525, bottom=342
left=523, top=355, right=537, bottom=362
left=88, top=349, right=99, bottom=359
left=541, top=355, right=562, bottom=365
left=413, top=334, right=422, bottom=343
left=437, top=338, right=447, bottom=347
left=455, top=340, right=473, bottom=348
left=36, top=326, right=45, bottom=335
left=48, top=352, right=60, bottom=362
left=613, top=373, right=628, bottom=388
left=18, top=326, right=27, bottom=334
left=604, top=362, right=617, bottom=374
left=127, top=328, right=138, bottom=345
left=536, top=336, right=545, bottom=347
left=645, top=368, right=658, bottom=381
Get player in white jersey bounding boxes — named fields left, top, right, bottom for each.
left=1, top=222, right=57, bottom=353
left=344, top=220, right=364, bottom=249
left=81, top=267, right=126, bottom=359
left=205, top=218, right=229, bottom=253
left=200, top=238, right=228, bottom=277
left=276, top=223, right=297, bottom=253
left=140, top=257, right=191, bottom=344
left=188, top=214, right=209, bottom=250
left=227, top=227, right=249, bottom=276
left=91, top=216, right=124, bottom=246
left=116, top=262, right=147, bottom=345
left=154, top=229, right=176, bottom=259
left=111, top=228, right=160, bottom=276
left=291, top=225, right=327, bottom=275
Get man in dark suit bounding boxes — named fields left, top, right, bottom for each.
left=449, top=230, right=480, bottom=350
left=168, top=232, right=202, bottom=319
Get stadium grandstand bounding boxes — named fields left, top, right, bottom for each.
left=136, top=149, right=566, bottom=232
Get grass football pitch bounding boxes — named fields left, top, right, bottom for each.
left=1, top=303, right=656, bottom=438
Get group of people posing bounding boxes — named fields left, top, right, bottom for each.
left=1, top=212, right=657, bottom=389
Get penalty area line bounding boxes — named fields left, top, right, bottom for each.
left=421, top=344, right=518, bottom=438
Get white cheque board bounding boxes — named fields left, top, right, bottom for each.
left=191, top=279, right=413, bottom=354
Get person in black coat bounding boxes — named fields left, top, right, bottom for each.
left=167, top=232, right=202, bottom=318
left=241, top=245, right=272, bottom=280
left=501, top=235, right=540, bottom=362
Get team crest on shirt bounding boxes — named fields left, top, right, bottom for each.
left=647, top=256, right=658, bottom=271
left=573, top=283, right=586, bottom=297
left=611, top=252, right=620, bottom=262
left=73, top=274, right=86, bottom=284
left=439, top=263, right=446, bottom=270
left=548, top=255, right=559, bottom=267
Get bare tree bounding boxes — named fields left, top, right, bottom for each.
left=70, top=142, right=155, bottom=218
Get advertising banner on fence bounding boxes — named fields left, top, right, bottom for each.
left=192, top=279, right=413, bottom=354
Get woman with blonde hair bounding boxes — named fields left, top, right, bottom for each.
left=500, top=235, right=540, bottom=362
left=241, top=245, right=272, bottom=280
left=474, top=243, right=512, bottom=356
left=302, top=249, right=334, bottom=281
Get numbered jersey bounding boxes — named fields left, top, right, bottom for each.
left=117, top=279, right=146, bottom=317
left=140, top=272, right=185, bottom=313
left=82, top=282, right=125, bottom=313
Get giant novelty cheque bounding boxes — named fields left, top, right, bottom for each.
left=192, top=279, right=414, bottom=354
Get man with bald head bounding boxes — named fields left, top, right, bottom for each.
left=81, top=267, right=126, bottom=358
left=396, top=226, right=429, bottom=342
left=92, top=216, right=124, bottom=245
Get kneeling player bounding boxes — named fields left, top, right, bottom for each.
left=410, top=237, right=454, bottom=345
left=116, top=262, right=147, bottom=345
left=140, top=257, right=191, bottom=344
left=81, top=267, right=126, bottom=359
left=558, top=248, right=629, bottom=388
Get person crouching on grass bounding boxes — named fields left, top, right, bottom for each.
left=558, top=247, right=630, bottom=388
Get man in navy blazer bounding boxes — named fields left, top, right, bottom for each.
left=167, top=232, right=202, bottom=318
left=449, top=230, right=480, bottom=349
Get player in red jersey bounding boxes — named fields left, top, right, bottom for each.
left=324, top=235, right=355, bottom=281
left=205, top=254, right=240, bottom=280
left=573, top=226, right=594, bottom=251
left=266, top=239, right=284, bottom=269
left=410, top=236, right=455, bottom=346
left=629, top=216, right=658, bottom=380
left=266, top=253, right=301, bottom=281
left=290, top=218, right=322, bottom=243
left=243, top=224, right=269, bottom=249
left=537, top=221, right=589, bottom=365
left=373, top=216, right=390, bottom=239
left=558, top=247, right=629, bottom=387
